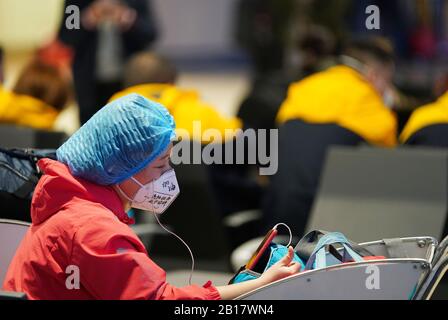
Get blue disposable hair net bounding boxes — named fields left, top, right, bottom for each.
left=57, top=93, right=176, bottom=185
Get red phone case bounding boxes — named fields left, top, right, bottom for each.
left=246, top=228, right=278, bottom=270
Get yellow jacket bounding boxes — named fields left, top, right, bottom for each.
left=0, top=85, right=59, bottom=130
left=110, top=84, right=242, bottom=143
left=400, top=92, right=448, bottom=143
left=276, top=65, right=397, bottom=147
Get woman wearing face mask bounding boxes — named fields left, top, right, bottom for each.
left=3, top=94, right=300, bottom=300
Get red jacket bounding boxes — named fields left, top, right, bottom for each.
left=3, top=159, right=221, bottom=300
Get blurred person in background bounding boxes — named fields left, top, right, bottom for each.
left=0, top=58, right=72, bottom=130
left=110, top=52, right=242, bottom=142
left=262, top=37, right=398, bottom=236
left=37, top=39, right=74, bottom=86
left=58, top=0, right=157, bottom=125
left=237, top=25, right=337, bottom=132
left=235, top=0, right=294, bottom=75
left=278, top=37, right=398, bottom=146
left=400, top=74, right=448, bottom=147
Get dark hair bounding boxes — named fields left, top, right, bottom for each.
left=298, top=25, right=336, bottom=57
left=123, top=52, right=178, bottom=88
left=342, top=37, right=395, bottom=67
left=12, top=59, right=71, bottom=110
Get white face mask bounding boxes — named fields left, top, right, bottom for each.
left=118, top=169, right=180, bottom=214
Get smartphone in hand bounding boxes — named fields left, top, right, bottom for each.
left=245, top=228, right=278, bottom=270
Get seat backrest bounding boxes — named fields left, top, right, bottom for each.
left=238, top=259, right=427, bottom=300
left=275, top=120, right=366, bottom=189
left=307, top=146, right=448, bottom=242
left=0, top=124, right=67, bottom=149
left=405, top=123, right=448, bottom=148
left=359, top=237, right=437, bottom=261
left=0, top=219, right=30, bottom=285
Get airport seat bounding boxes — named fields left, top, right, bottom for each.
left=0, top=219, right=30, bottom=285
left=0, top=124, right=67, bottom=149
left=235, top=236, right=438, bottom=300
left=306, top=146, right=448, bottom=242
left=404, top=123, right=448, bottom=148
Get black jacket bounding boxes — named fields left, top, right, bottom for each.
left=59, top=0, right=157, bottom=123
left=404, top=124, right=448, bottom=148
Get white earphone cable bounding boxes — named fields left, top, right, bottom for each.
left=154, top=213, right=195, bottom=286
left=273, top=222, right=293, bottom=247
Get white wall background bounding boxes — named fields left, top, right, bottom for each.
left=152, top=0, right=240, bottom=57
left=0, top=0, right=65, bottom=87
left=0, top=0, right=63, bottom=51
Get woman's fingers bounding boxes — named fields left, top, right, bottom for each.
left=277, top=246, right=295, bottom=266
left=287, top=261, right=302, bottom=274
left=285, top=246, right=295, bottom=264
left=280, top=247, right=301, bottom=274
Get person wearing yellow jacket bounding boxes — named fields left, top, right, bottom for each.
left=109, top=52, right=242, bottom=144
left=0, top=87, right=59, bottom=130
left=400, top=91, right=448, bottom=146
left=276, top=49, right=398, bottom=147
left=0, top=59, right=71, bottom=130
left=263, top=38, right=398, bottom=236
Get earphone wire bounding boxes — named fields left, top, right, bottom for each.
left=273, top=222, right=293, bottom=247
left=154, top=213, right=195, bottom=286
